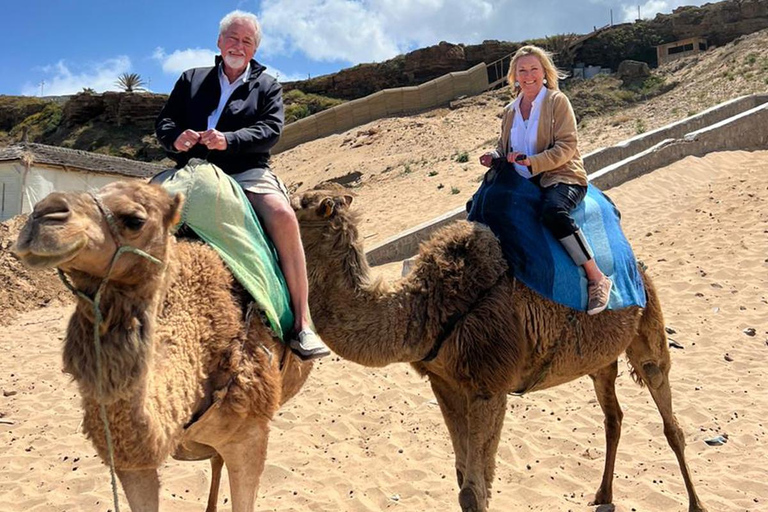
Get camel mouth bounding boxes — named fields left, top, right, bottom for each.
left=13, top=237, right=88, bottom=269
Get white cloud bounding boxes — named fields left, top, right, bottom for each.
left=21, top=56, right=132, bottom=96
left=259, top=0, right=401, bottom=62
left=256, top=0, right=591, bottom=64
left=153, top=47, right=218, bottom=74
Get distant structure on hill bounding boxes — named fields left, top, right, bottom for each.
left=656, top=37, right=709, bottom=66
left=0, top=142, right=163, bottom=221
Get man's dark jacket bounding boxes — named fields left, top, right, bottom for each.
left=155, top=57, right=284, bottom=174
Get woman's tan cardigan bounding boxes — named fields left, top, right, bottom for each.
left=490, top=88, right=587, bottom=188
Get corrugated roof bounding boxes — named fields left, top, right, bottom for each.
left=0, top=143, right=165, bottom=178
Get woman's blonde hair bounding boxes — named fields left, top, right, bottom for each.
left=507, top=45, right=568, bottom=97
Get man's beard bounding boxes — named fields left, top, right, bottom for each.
left=224, top=55, right=246, bottom=69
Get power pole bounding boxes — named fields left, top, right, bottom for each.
left=39, top=80, right=45, bottom=96
left=638, top=5, right=641, bottom=20
left=610, top=9, right=613, bottom=25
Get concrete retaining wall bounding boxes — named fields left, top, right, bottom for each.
left=365, top=95, right=768, bottom=266
left=273, top=63, right=489, bottom=154
left=582, top=94, right=768, bottom=173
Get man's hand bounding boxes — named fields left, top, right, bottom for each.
left=200, top=129, right=228, bottom=151
left=173, top=130, right=201, bottom=152
left=507, top=151, right=531, bottom=167
left=479, top=153, right=494, bottom=167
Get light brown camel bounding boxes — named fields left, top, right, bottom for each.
left=13, top=181, right=312, bottom=512
left=294, top=189, right=707, bottom=512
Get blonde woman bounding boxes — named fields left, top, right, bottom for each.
left=479, top=45, right=612, bottom=314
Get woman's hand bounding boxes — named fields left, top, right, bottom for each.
left=507, top=151, right=531, bottom=167
left=479, top=153, right=494, bottom=167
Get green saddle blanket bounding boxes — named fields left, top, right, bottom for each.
left=157, top=161, right=293, bottom=340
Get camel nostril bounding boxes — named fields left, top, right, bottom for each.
left=40, top=210, right=71, bottom=222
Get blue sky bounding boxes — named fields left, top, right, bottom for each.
left=3, top=0, right=708, bottom=96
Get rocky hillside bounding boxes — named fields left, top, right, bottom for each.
left=579, top=0, right=768, bottom=69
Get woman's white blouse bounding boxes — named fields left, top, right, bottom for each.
left=508, top=86, right=547, bottom=178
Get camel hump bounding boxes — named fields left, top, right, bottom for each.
left=412, top=220, right=508, bottom=303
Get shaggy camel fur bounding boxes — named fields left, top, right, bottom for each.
left=294, top=189, right=707, bottom=512
left=13, top=181, right=312, bottom=512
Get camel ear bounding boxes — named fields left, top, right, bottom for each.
left=165, top=193, right=184, bottom=229
left=336, top=195, right=353, bottom=209
left=319, top=197, right=336, bottom=218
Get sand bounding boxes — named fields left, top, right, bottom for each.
left=1, top=149, right=766, bottom=511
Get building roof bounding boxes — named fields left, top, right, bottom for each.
left=0, top=143, right=165, bottom=178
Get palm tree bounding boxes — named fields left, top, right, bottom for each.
left=115, top=73, right=147, bottom=93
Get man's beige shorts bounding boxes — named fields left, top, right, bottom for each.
left=151, top=166, right=290, bottom=203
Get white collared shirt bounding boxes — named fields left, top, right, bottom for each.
left=509, top=86, right=547, bottom=178
left=207, top=63, right=250, bottom=130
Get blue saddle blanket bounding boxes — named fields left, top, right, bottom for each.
left=467, top=162, right=646, bottom=312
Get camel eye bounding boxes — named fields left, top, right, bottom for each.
left=122, top=214, right=147, bottom=231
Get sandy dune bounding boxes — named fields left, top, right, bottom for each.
left=1, top=150, right=766, bottom=511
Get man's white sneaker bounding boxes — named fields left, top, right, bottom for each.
left=290, top=329, right=331, bottom=361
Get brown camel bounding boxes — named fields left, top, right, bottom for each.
left=13, top=181, right=312, bottom=512
left=294, top=189, right=707, bottom=512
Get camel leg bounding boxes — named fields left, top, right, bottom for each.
left=205, top=453, right=225, bottom=512
left=429, top=374, right=469, bottom=488
left=627, top=338, right=707, bottom=512
left=639, top=361, right=708, bottom=512
left=216, top=421, right=270, bottom=512
left=588, top=360, right=623, bottom=506
left=458, top=392, right=507, bottom=512
left=116, top=468, right=160, bottom=512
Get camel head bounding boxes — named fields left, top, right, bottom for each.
left=13, top=181, right=183, bottom=285
left=292, top=187, right=355, bottom=225
left=292, top=187, right=357, bottom=248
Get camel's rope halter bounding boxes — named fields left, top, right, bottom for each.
left=56, top=192, right=164, bottom=512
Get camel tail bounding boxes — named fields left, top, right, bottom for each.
left=627, top=266, right=670, bottom=388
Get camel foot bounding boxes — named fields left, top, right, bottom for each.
left=456, top=468, right=464, bottom=487
left=458, top=487, right=482, bottom=512
left=588, top=487, right=613, bottom=506
left=689, top=503, right=708, bottom=512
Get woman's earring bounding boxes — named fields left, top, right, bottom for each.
left=543, top=78, right=548, bottom=84
left=514, top=81, right=520, bottom=87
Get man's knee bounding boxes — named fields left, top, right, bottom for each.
left=252, top=194, right=298, bottom=232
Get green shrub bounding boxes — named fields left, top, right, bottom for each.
left=455, top=151, right=469, bottom=163
left=9, top=102, right=63, bottom=141
left=284, top=103, right=311, bottom=123
left=283, top=89, right=344, bottom=123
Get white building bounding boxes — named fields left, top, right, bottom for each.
left=0, top=143, right=164, bottom=221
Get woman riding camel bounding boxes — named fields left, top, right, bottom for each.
left=479, top=45, right=612, bottom=314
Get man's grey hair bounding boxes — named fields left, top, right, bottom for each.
left=219, top=10, right=262, bottom=50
